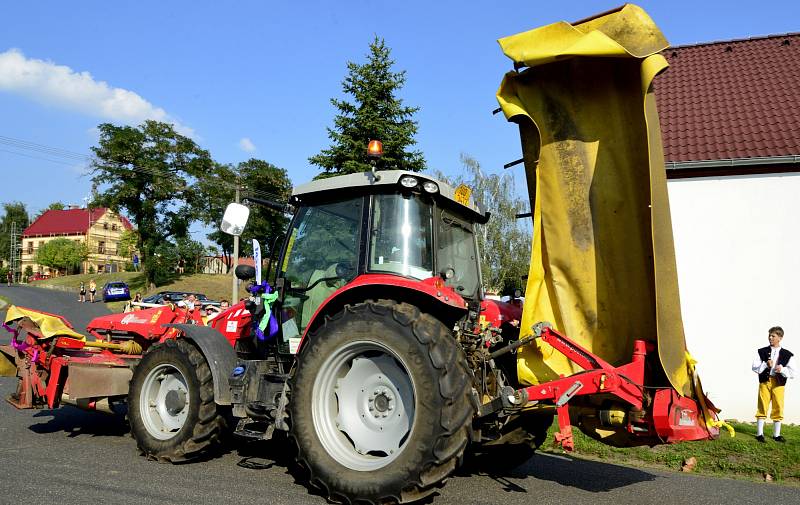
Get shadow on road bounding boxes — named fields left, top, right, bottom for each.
left=459, top=451, right=657, bottom=493
left=28, top=406, right=129, bottom=438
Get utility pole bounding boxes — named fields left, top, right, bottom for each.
left=231, top=183, right=240, bottom=302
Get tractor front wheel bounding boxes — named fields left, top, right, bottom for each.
left=128, top=338, right=226, bottom=462
left=290, top=300, right=472, bottom=504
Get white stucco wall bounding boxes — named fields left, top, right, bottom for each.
left=668, top=173, right=800, bottom=424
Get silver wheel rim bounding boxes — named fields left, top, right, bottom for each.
left=312, top=340, right=415, bottom=471
left=139, top=363, right=190, bottom=440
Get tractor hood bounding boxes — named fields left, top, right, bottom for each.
left=496, top=4, right=694, bottom=396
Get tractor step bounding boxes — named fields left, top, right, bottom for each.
left=234, top=419, right=274, bottom=440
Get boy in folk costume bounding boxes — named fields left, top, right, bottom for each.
left=752, top=326, right=796, bottom=442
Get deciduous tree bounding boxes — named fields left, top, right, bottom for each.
left=309, top=37, right=425, bottom=176
left=117, top=229, right=139, bottom=259
left=89, top=120, right=214, bottom=288
left=436, top=155, right=531, bottom=295
left=0, top=202, right=29, bottom=266
left=34, top=238, right=88, bottom=275
left=199, top=159, right=292, bottom=271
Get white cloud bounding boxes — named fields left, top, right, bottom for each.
left=0, top=48, right=194, bottom=137
left=239, top=137, right=256, bottom=152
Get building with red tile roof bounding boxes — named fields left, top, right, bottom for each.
left=21, top=207, right=136, bottom=276
left=656, top=33, right=800, bottom=423
left=656, top=33, right=800, bottom=178
left=23, top=208, right=132, bottom=237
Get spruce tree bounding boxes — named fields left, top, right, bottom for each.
left=310, top=37, right=425, bottom=176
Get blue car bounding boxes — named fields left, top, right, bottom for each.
left=102, top=281, right=131, bottom=302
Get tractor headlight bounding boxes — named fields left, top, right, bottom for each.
left=422, top=181, right=439, bottom=194
left=399, top=176, right=418, bottom=188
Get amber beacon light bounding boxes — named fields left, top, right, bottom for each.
left=367, top=139, right=383, bottom=158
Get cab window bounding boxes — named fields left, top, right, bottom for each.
left=281, top=198, right=363, bottom=334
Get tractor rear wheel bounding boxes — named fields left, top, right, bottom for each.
left=290, top=299, right=472, bottom=504
left=128, top=338, right=226, bottom=462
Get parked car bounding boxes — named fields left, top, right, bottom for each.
left=28, top=273, right=50, bottom=281
left=141, top=291, right=219, bottom=307
left=102, top=281, right=131, bottom=302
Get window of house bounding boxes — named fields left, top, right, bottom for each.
left=103, top=222, right=108, bottom=230
left=112, top=224, right=117, bottom=231
left=98, top=241, right=105, bottom=254
left=27, top=241, right=33, bottom=254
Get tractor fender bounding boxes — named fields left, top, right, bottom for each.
left=300, top=274, right=468, bottom=350
left=164, top=324, right=237, bottom=405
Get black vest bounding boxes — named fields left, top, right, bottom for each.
left=757, top=346, right=793, bottom=386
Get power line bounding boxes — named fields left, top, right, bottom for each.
left=0, top=134, right=289, bottom=202
left=0, top=148, right=87, bottom=167
left=0, top=135, right=91, bottom=162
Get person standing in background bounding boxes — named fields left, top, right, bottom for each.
left=752, top=326, right=796, bottom=442
left=88, top=279, right=97, bottom=303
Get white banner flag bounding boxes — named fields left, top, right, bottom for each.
left=252, top=239, right=262, bottom=284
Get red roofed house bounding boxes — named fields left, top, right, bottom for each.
left=22, top=207, right=135, bottom=276
left=655, top=33, right=800, bottom=422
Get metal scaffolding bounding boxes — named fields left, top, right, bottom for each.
left=8, top=221, right=21, bottom=282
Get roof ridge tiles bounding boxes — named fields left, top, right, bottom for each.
left=666, top=32, right=800, bottom=51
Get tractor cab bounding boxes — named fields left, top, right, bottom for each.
left=226, top=170, right=490, bottom=353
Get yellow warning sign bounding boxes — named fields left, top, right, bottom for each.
left=454, top=184, right=472, bottom=206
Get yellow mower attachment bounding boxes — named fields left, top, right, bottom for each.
left=496, top=4, right=692, bottom=397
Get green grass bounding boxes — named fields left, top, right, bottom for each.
left=27, top=272, right=236, bottom=311
left=542, top=419, right=800, bottom=484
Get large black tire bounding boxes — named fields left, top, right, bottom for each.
left=290, top=300, right=473, bottom=504
left=128, top=338, right=226, bottom=462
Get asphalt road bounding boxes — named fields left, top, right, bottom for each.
left=0, top=285, right=796, bottom=505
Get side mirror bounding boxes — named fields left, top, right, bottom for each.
left=235, top=264, right=256, bottom=281
left=221, top=203, right=250, bottom=236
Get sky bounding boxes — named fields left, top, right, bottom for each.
left=1, top=0, right=798, bottom=242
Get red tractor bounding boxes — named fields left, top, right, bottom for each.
left=2, top=169, right=719, bottom=504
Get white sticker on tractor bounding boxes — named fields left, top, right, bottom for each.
left=120, top=314, right=149, bottom=325
left=226, top=320, right=238, bottom=333
left=289, top=337, right=301, bottom=354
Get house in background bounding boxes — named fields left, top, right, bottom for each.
left=655, top=33, right=800, bottom=422
left=201, top=255, right=256, bottom=275
left=21, top=207, right=135, bottom=276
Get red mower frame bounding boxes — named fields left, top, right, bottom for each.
left=508, top=323, right=716, bottom=451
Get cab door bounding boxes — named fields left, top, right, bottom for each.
left=277, top=197, right=364, bottom=351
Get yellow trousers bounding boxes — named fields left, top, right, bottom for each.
left=756, top=377, right=785, bottom=421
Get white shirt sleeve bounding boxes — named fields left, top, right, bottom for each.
left=752, top=353, right=767, bottom=374
left=779, top=356, right=797, bottom=379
